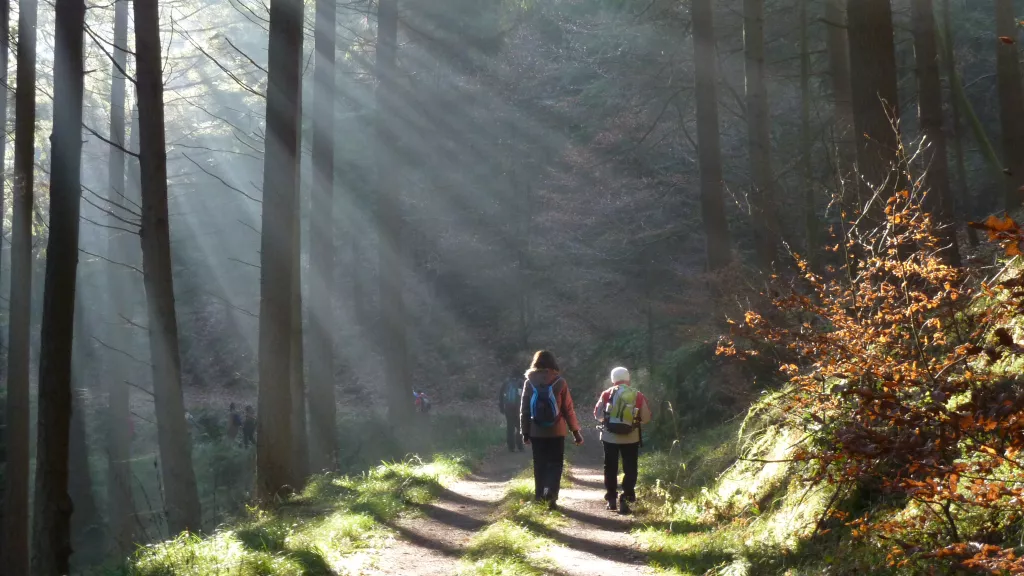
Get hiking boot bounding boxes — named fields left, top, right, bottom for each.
left=618, top=499, right=631, bottom=515
left=548, top=500, right=558, bottom=511
left=623, top=492, right=636, bottom=503
left=605, top=498, right=617, bottom=511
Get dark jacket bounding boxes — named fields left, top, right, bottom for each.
left=520, top=369, right=581, bottom=438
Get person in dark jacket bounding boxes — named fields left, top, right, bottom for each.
left=242, top=405, right=257, bottom=448
left=520, top=350, right=584, bottom=510
left=498, top=374, right=525, bottom=452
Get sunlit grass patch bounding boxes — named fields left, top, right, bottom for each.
left=502, top=473, right=567, bottom=530
left=460, top=520, right=558, bottom=576
left=127, top=454, right=469, bottom=575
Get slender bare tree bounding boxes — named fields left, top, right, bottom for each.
left=134, top=0, right=202, bottom=533
left=2, top=0, right=37, bottom=569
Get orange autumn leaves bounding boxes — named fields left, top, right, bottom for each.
left=721, top=194, right=1024, bottom=573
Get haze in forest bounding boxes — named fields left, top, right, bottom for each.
left=0, top=0, right=1023, bottom=574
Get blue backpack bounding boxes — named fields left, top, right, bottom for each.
left=504, top=381, right=522, bottom=407
left=530, top=377, right=562, bottom=427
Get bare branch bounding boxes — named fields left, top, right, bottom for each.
left=180, top=153, right=262, bottom=204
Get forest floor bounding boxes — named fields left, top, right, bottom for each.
left=343, top=428, right=652, bottom=575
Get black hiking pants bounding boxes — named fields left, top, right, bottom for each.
left=531, top=436, right=565, bottom=502
left=603, top=441, right=639, bottom=502
left=505, top=410, right=524, bottom=452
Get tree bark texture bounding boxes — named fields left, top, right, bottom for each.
left=825, top=0, right=856, bottom=186
left=911, top=0, right=960, bottom=265
left=847, top=0, right=902, bottom=207
left=376, top=0, right=413, bottom=421
left=257, top=0, right=303, bottom=500
left=939, top=0, right=976, bottom=245
left=2, top=0, right=37, bottom=569
left=32, top=0, right=85, bottom=569
left=691, top=0, right=732, bottom=271
left=308, top=0, right=338, bottom=473
left=133, top=0, right=203, bottom=534
left=290, top=186, right=309, bottom=486
left=106, top=0, right=136, bottom=554
left=0, top=0, right=10, bottom=389
left=800, top=0, right=818, bottom=268
left=743, top=0, right=781, bottom=270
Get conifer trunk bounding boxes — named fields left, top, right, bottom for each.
left=257, top=0, right=303, bottom=499
left=133, top=0, right=202, bottom=533
left=940, top=0, right=977, bottom=246
left=32, top=0, right=86, bottom=568
left=743, top=0, right=780, bottom=270
left=2, top=0, right=37, bottom=568
left=800, top=0, right=818, bottom=267
left=290, top=189, right=309, bottom=485
left=0, top=0, right=10, bottom=389
left=376, top=0, right=412, bottom=420
left=847, top=0, right=901, bottom=205
left=308, top=0, right=338, bottom=472
left=692, top=0, right=732, bottom=270
left=825, top=0, right=855, bottom=186
left=911, top=0, right=960, bottom=265
left=106, top=0, right=135, bottom=553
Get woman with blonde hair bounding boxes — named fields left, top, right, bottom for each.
left=520, top=350, right=584, bottom=510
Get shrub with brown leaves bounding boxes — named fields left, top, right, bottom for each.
left=720, top=191, right=1024, bottom=573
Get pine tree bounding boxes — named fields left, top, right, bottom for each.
left=134, top=0, right=202, bottom=533
left=32, top=0, right=86, bottom=568
left=257, top=0, right=304, bottom=499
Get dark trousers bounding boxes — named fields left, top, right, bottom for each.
left=531, top=436, right=565, bottom=502
left=505, top=410, right=524, bottom=451
left=603, top=441, right=639, bottom=501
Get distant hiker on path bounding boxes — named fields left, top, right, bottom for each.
left=595, top=366, right=652, bottom=514
left=498, top=373, right=525, bottom=452
left=226, top=402, right=242, bottom=443
left=521, top=350, right=584, bottom=510
left=242, top=405, right=257, bottom=448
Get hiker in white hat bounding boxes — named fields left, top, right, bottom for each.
left=594, top=366, right=652, bottom=514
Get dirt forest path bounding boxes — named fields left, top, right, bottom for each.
left=343, top=428, right=652, bottom=575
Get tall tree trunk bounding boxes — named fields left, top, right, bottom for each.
left=911, top=0, right=960, bottom=265
left=68, top=380, right=102, bottom=562
left=800, top=0, right=818, bottom=267
left=133, top=0, right=202, bottom=533
left=106, top=0, right=135, bottom=554
left=257, top=0, right=303, bottom=500
left=376, top=0, right=412, bottom=420
left=308, top=0, right=338, bottom=473
left=32, top=0, right=85, bottom=568
left=1, top=0, right=37, bottom=568
left=743, top=0, right=780, bottom=270
left=847, top=0, right=901, bottom=207
left=940, top=0, right=977, bottom=246
left=290, top=192, right=308, bottom=485
left=69, top=296, right=104, bottom=562
left=995, top=0, right=1024, bottom=210
left=692, top=0, right=732, bottom=271
left=825, top=0, right=856, bottom=187
left=0, top=0, right=10, bottom=389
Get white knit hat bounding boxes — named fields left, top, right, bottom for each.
left=610, top=367, right=630, bottom=385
